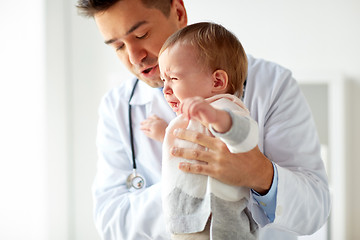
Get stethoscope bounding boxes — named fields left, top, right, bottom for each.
left=126, top=79, right=146, bottom=190
left=125, top=77, right=247, bottom=190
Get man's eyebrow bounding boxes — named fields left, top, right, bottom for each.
left=104, top=21, right=148, bottom=45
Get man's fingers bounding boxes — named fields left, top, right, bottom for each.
left=173, top=128, right=221, bottom=151
left=171, top=146, right=215, bottom=163
left=178, top=162, right=213, bottom=176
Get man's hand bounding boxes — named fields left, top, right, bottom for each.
left=171, top=128, right=274, bottom=195
left=140, top=115, right=168, bottom=142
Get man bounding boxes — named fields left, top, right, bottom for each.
left=76, top=0, right=330, bottom=239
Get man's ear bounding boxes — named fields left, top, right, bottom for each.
left=172, top=0, right=187, bottom=28
left=212, top=70, right=229, bottom=93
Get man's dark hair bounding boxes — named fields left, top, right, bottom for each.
left=76, top=0, right=173, bottom=18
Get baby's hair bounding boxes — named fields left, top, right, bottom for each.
left=160, top=22, right=247, bottom=96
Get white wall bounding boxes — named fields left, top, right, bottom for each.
left=0, top=1, right=47, bottom=240
left=45, top=1, right=72, bottom=239
left=51, top=0, right=360, bottom=239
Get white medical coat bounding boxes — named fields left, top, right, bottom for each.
left=93, top=55, right=330, bottom=240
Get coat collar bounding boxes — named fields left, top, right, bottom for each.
left=127, top=78, right=163, bottom=106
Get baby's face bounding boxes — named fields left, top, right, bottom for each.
left=159, top=43, right=214, bottom=113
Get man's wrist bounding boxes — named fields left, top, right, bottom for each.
left=251, top=154, right=274, bottom=195
left=252, top=163, right=278, bottom=222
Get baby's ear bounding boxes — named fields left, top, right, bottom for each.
left=212, top=69, right=228, bottom=93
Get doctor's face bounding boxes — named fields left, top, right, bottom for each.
left=94, top=0, right=187, bottom=88
left=159, top=43, right=215, bottom=113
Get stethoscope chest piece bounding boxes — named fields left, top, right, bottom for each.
left=126, top=169, right=145, bottom=190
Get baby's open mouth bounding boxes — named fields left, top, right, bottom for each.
left=168, top=101, right=180, bottom=112
left=170, top=102, right=178, bottom=108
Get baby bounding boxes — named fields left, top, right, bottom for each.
left=143, top=22, right=259, bottom=240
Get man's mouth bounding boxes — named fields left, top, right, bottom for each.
left=141, top=65, right=158, bottom=76
left=143, top=67, right=152, bottom=74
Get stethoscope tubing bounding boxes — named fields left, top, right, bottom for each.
left=127, top=79, right=145, bottom=190
left=128, top=79, right=139, bottom=170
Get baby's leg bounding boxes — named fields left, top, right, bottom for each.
left=171, top=219, right=210, bottom=240
left=211, top=195, right=258, bottom=240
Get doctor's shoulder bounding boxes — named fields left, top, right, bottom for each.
left=246, top=54, right=296, bottom=91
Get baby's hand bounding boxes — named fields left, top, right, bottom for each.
left=140, top=115, right=168, bottom=142
left=180, top=97, right=231, bottom=133
left=179, top=97, right=217, bottom=126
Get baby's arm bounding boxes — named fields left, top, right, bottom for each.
left=179, top=96, right=231, bottom=133
left=140, top=114, right=168, bottom=142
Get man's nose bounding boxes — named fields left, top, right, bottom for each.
left=128, top=43, right=146, bottom=65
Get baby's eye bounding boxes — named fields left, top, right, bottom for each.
left=171, top=77, right=178, bottom=81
